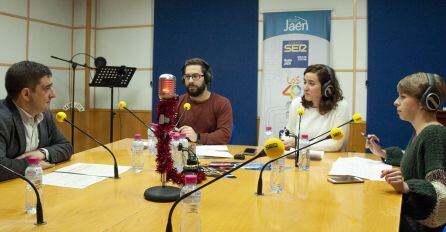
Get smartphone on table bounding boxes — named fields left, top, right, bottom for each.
left=327, top=176, right=364, bottom=184
left=243, top=148, right=257, bottom=156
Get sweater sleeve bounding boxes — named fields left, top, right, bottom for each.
left=199, top=98, right=233, bottom=145
left=404, top=127, right=446, bottom=227
left=309, top=100, right=350, bottom=152
left=383, top=147, right=404, bottom=166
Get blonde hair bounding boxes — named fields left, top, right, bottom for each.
left=397, top=72, right=446, bottom=105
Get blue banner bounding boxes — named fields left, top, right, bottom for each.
left=264, top=11, right=331, bottom=40
left=259, top=10, right=331, bottom=145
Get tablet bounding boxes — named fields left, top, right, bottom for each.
left=327, top=176, right=364, bottom=184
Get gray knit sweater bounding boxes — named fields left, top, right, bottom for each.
left=385, top=125, right=446, bottom=231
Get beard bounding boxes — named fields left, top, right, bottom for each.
left=186, top=83, right=206, bottom=97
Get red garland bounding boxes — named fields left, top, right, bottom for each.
left=155, top=97, right=206, bottom=185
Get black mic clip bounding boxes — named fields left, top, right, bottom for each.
left=177, top=144, right=200, bottom=172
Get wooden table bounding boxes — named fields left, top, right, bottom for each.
left=0, top=139, right=401, bottom=231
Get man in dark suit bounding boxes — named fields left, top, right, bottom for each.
left=0, top=61, right=72, bottom=182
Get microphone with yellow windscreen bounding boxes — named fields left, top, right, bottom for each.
left=118, top=101, right=127, bottom=109
left=295, top=107, right=305, bottom=167
left=165, top=137, right=284, bottom=232
left=118, top=101, right=154, bottom=133
left=256, top=128, right=344, bottom=195
left=352, top=113, right=362, bottom=123
left=56, top=112, right=67, bottom=123
left=310, top=114, right=361, bottom=141
left=56, top=111, right=120, bottom=179
left=263, top=138, right=285, bottom=159
left=175, top=103, right=191, bottom=128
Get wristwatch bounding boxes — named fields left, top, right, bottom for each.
left=196, top=133, right=200, bottom=144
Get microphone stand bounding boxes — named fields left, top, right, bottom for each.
left=284, top=129, right=299, bottom=167
left=121, top=106, right=155, bottom=133
left=256, top=135, right=331, bottom=195
left=166, top=151, right=266, bottom=232
left=296, top=114, right=303, bottom=166
left=310, top=119, right=353, bottom=142
left=174, top=108, right=187, bottom=128
left=51, top=55, right=96, bottom=153
left=0, top=164, right=45, bottom=225
left=62, top=118, right=119, bottom=179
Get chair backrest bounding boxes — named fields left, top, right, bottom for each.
left=437, top=110, right=446, bottom=126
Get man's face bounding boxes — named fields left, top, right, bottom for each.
left=184, top=65, right=207, bottom=97
left=28, top=75, right=56, bottom=114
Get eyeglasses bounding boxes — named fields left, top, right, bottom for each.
left=182, top=73, right=204, bottom=81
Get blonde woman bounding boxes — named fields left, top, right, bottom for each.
left=367, top=72, right=446, bottom=232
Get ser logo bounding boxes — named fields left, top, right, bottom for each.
left=284, top=16, right=309, bottom=32
left=283, top=43, right=307, bottom=53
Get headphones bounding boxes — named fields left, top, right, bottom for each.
left=321, top=65, right=335, bottom=98
left=181, top=58, right=213, bottom=85
left=421, top=73, right=441, bottom=112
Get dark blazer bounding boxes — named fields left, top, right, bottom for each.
left=0, top=97, right=72, bottom=181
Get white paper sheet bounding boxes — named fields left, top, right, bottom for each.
left=43, top=172, right=106, bottom=189
left=195, top=145, right=233, bottom=158
left=328, top=157, right=392, bottom=181
left=54, top=163, right=131, bottom=178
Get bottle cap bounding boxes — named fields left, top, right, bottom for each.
left=172, top=134, right=180, bottom=140
left=149, top=123, right=158, bottom=127
left=179, top=133, right=186, bottom=138
left=134, top=134, right=142, bottom=139
left=301, top=134, right=309, bottom=139
left=266, top=126, right=272, bottom=131
left=28, top=156, right=40, bottom=165
left=184, top=174, right=197, bottom=184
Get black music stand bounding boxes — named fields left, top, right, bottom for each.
left=90, top=66, right=136, bottom=143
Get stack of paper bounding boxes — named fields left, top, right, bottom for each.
left=328, top=157, right=392, bottom=181
left=43, top=163, right=131, bottom=189
left=195, top=145, right=233, bottom=158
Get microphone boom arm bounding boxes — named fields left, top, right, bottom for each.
left=166, top=152, right=265, bottom=232
left=64, top=119, right=119, bottom=179
left=309, top=119, right=352, bottom=142
left=122, top=107, right=154, bottom=133
left=256, top=135, right=331, bottom=195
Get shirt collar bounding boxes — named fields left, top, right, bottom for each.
left=14, top=103, right=44, bottom=125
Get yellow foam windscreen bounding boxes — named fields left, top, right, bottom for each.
left=329, top=128, right=344, bottom=140
left=352, top=113, right=362, bottom=123
left=118, top=101, right=127, bottom=109
left=56, top=112, right=67, bottom=122
left=264, top=138, right=285, bottom=159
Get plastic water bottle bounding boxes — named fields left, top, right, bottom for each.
left=265, top=126, right=273, bottom=141
left=179, top=133, right=189, bottom=167
left=298, top=134, right=310, bottom=171
left=171, top=134, right=183, bottom=172
left=180, top=174, right=201, bottom=232
left=131, top=133, right=144, bottom=173
left=266, top=126, right=285, bottom=193
left=147, top=123, right=158, bottom=155
left=25, top=156, right=43, bottom=214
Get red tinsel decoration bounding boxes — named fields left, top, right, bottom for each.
left=155, top=97, right=206, bottom=185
